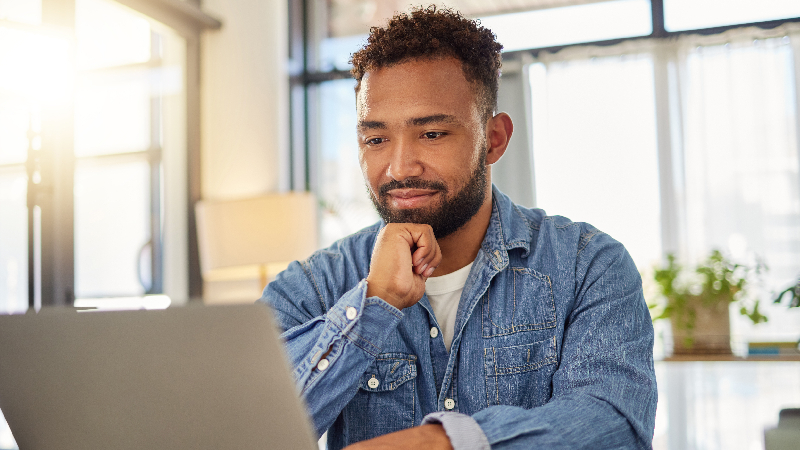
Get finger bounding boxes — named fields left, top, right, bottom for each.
left=410, top=241, right=433, bottom=267
left=380, top=225, right=419, bottom=267
left=410, top=226, right=438, bottom=271
left=423, top=241, right=442, bottom=278
left=414, top=247, right=437, bottom=275
left=423, top=230, right=442, bottom=276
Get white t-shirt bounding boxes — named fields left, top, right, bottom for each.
left=425, top=262, right=473, bottom=352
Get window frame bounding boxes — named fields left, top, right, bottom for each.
left=9, top=0, right=221, bottom=307
left=290, top=0, right=800, bottom=91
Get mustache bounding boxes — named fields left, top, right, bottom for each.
left=378, top=178, right=448, bottom=197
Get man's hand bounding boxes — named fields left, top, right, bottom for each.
left=366, top=223, right=442, bottom=310
left=343, top=424, right=453, bottom=450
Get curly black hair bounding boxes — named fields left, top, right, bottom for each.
left=350, top=5, right=503, bottom=121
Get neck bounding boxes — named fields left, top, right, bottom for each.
left=432, top=189, right=493, bottom=276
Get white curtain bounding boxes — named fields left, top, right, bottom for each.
left=527, top=26, right=800, bottom=341
left=528, top=41, right=663, bottom=272
left=672, top=26, right=800, bottom=342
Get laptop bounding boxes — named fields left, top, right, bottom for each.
left=0, top=304, right=318, bottom=450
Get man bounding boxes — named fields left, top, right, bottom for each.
left=260, top=6, right=657, bottom=450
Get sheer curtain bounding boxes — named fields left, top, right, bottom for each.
left=528, top=42, right=663, bottom=272
left=673, top=25, right=800, bottom=343
left=527, top=26, right=800, bottom=342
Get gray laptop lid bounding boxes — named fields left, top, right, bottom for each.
left=0, top=304, right=318, bottom=450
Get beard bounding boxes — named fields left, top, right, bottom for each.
left=368, top=156, right=488, bottom=239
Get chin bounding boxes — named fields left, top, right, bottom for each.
left=383, top=205, right=441, bottom=225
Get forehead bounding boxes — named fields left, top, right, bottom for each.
left=356, top=57, right=479, bottom=121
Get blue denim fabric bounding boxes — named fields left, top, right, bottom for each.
left=259, top=186, right=657, bottom=449
left=422, top=411, right=490, bottom=449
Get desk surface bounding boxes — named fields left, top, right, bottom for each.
left=653, top=357, right=800, bottom=450
left=663, top=354, right=800, bottom=362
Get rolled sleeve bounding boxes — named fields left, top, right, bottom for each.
left=422, top=411, right=491, bottom=450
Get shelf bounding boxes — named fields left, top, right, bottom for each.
left=662, top=354, right=800, bottom=362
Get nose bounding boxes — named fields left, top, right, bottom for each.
left=386, top=140, right=423, bottom=181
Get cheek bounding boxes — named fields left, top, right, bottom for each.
left=358, top=151, right=381, bottom=190
left=470, top=133, right=488, bottom=166
left=450, top=138, right=483, bottom=179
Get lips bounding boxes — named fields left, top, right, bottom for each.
left=386, top=188, right=440, bottom=209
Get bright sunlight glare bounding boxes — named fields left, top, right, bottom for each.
left=0, top=26, right=72, bottom=103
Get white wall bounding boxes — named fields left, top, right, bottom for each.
left=198, top=0, right=288, bottom=302
left=200, top=0, right=288, bottom=200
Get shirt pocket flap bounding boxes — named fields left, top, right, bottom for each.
left=359, top=353, right=417, bottom=392
left=485, top=336, right=557, bottom=376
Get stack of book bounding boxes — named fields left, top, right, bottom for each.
left=747, top=341, right=800, bottom=357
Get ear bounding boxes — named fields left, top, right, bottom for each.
left=484, top=112, right=513, bottom=165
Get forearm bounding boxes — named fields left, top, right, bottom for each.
left=472, top=393, right=650, bottom=449
left=278, top=280, right=405, bottom=435
left=424, top=381, right=652, bottom=450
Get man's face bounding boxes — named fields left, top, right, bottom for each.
left=356, top=57, right=490, bottom=238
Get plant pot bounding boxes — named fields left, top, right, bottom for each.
left=670, top=295, right=732, bottom=355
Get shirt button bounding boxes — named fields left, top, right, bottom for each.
left=444, top=398, right=455, bottom=410
left=317, top=358, right=330, bottom=371
left=367, top=377, right=380, bottom=389
left=346, top=306, right=357, bottom=320
left=430, top=327, right=439, bottom=338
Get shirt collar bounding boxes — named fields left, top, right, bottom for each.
left=481, top=184, right=533, bottom=261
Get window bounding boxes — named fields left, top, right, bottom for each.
left=0, top=4, right=69, bottom=313
left=674, top=32, right=800, bottom=344
left=73, top=0, right=187, bottom=300
left=522, top=27, right=800, bottom=362
left=0, top=0, right=199, bottom=444
left=0, top=0, right=190, bottom=310
left=0, top=2, right=52, bottom=443
left=528, top=52, right=662, bottom=270
left=314, top=79, right=379, bottom=248
left=481, top=0, right=652, bottom=52
left=665, top=0, right=800, bottom=32
left=0, top=166, right=26, bottom=314
left=0, top=0, right=40, bottom=25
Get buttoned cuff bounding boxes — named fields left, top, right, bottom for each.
left=325, top=279, right=404, bottom=357
left=422, top=411, right=491, bottom=450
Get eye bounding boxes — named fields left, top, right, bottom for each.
left=423, top=131, right=446, bottom=140
left=365, top=137, right=386, bottom=146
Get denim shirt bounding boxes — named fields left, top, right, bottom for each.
left=260, top=186, right=657, bottom=449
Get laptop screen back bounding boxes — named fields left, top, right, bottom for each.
left=0, top=304, right=318, bottom=450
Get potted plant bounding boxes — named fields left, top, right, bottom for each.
left=774, top=277, right=800, bottom=308
left=650, top=250, right=767, bottom=355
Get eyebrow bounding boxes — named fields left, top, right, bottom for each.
left=357, top=114, right=457, bottom=131
left=357, top=120, right=386, bottom=130
left=408, top=114, right=457, bottom=127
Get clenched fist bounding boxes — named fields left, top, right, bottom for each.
left=366, top=223, right=442, bottom=310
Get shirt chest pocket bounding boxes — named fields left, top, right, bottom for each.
left=481, top=267, right=556, bottom=337
left=343, top=353, right=418, bottom=443
left=483, top=336, right=557, bottom=408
